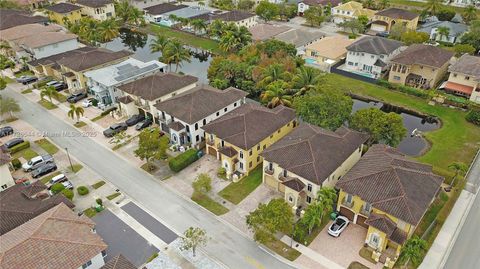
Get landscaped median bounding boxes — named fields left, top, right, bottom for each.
left=34, top=138, right=59, bottom=155
left=218, top=166, right=263, bottom=205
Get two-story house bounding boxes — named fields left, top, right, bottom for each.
left=154, top=85, right=247, bottom=149
left=144, top=3, right=188, bottom=24
left=345, top=36, right=403, bottom=78
left=0, top=9, right=48, bottom=31
left=116, top=73, right=198, bottom=123
left=444, top=54, right=480, bottom=103
left=261, top=124, right=368, bottom=212
left=84, top=58, right=166, bottom=108
left=297, top=0, right=342, bottom=16
left=371, top=8, right=419, bottom=32
left=28, top=47, right=93, bottom=78
left=336, top=144, right=443, bottom=268
left=214, top=10, right=258, bottom=28
left=203, top=104, right=296, bottom=182
left=76, top=0, right=116, bottom=21
left=0, top=149, right=14, bottom=192
left=331, top=1, right=375, bottom=24
left=388, top=44, right=454, bottom=89
left=304, top=35, right=354, bottom=71
left=418, top=20, right=468, bottom=44
left=45, top=2, right=83, bottom=26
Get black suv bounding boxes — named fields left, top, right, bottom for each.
left=103, top=123, right=128, bottom=137
left=16, top=76, right=38, bottom=85
left=3, top=137, right=24, bottom=149
left=32, top=163, right=57, bottom=178
left=0, top=126, right=14, bottom=137
left=125, top=114, right=145, bottom=126
left=67, top=92, right=87, bottom=103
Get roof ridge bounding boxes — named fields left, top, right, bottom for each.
left=27, top=235, right=107, bottom=248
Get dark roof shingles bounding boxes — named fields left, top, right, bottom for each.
left=45, top=3, right=82, bottom=13
left=347, top=36, right=403, bottom=55
left=375, top=8, right=419, bottom=20
left=390, top=44, right=454, bottom=68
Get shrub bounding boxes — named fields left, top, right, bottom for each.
left=217, top=167, right=227, bottom=179
left=62, top=189, right=74, bottom=200
left=51, top=183, right=65, bottom=194
left=33, top=77, right=53, bottom=88
left=377, top=80, right=430, bottom=99
left=96, top=198, right=103, bottom=206
left=192, top=173, right=212, bottom=193
left=100, top=107, right=117, bottom=116
left=9, top=141, right=30, bottom=154
left=168, top=149, right=199, bottom=172
left=11, top=158, right=21, bottom=170
left=466, top=110, right=480, bottom=126
left=77, top=186, right=89, bottom=196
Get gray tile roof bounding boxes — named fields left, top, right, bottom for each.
left=57, top=48, right=132, bottom=72
left=0, top=9, right=48, bottom=30
left=261, top=123, right=369, bottom=186
left=336, top=144, right=444, bottom=225
left=214, top=10, right=255, bottom=22
left=76, top=0, right=113, bottom=8
left=203, top=104, right=296, bottom=150
left=418, top=21, right=468, bottom=38
left=274, top=29, right=324, bottom=48
left=375, top=8, right=418, bottom=20
left=390, top=44, right=454, bottom=68
left=144, top=3, right=188, bottom=15
left=347, top=36, right=403, bottom=55
left=28, top=47, right=97, bottom=67
left=448, top=54, right=480, bottom=78
left=45, top=2, right=82, bottom=13
left=248, top=23, right=291, bottom=41
left=155, top=85, right=247, bottom=124
left=283, top=178, right=305, bottom=192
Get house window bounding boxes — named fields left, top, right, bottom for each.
left=257, top=156, right=260, bottom=162
left=346, top=193, right=353, bottom=203
left=82, top=260, right=92, bottom=269
left=224, top=107, right=227, bottom=112
left=270, top=134, right=273, bottom=139
left=370, top=55, right=374, bottom=59
left=348, top=62, right=353, bottom=66
left=380, top=55, right=384, bottom=59
left=1, top=184, right=7, bottom=190
left=306, top=196, right=312, bottom=204
left=394, top=76, right=401, bottom=80
left=370, top=234, right=380, bottom=248
left=263, top=145, right=266, bottom=150
left=196, top=135, right=199, bottom=142
left=203, top=119, right=206, bottom=125
left=466, top=76, right=470, bottom=80
left=283, top=169, right=288, bottom=177
left=186, top=125, right=190, bottom=132
left=221, top=140, right=225, bottom=147
left=364, top=202, right=372, bottom=213
left=195, top=123, right=198, bottom=130
left=101, top=250, right=107, bottom=257
left=234, top=102, right=237, bottom=107
left=240, top=162, right=244, bottom=169
left=268, top=162, right=273, bottom=170
left=239, top=151, right=243, bottom=159
left=249, top=150, right=252, bottom=156
left=216, top=112, right=219, bottom=116
left=249, top=161, right=252, bottom=168
left=307, top=184, right=312, bottom=192
left=257, top=145, right=260, bottom=150
left=288, top=195, right=293, bottom=202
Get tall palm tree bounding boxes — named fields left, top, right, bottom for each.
left=260, top=81, right=293, bottom=108
left=0, top=97, right=21, bottom=121
left=398, top=236, right=427, bottom=267
left=436, top=26, right=450, bottom=42
left=150, top=34, right=171, bottom=53
left=164, top=40, right=191, bottom=72
left=257, top=64, right=289, bottom=89
left=423, top=0, right=442, bottom=15
left=316, top=187, right=337, bottom=221
left=219, top=25, right=252, bottom=52
left=98, top=19, right=120, bottom=42
left=208, top=19, right=225, bottom=39
left=68, top=104, right=85, bottom=123
left=115, top=0, right=132, bottom=24
left=292, top=67, right=323, bottom=95
left=190, top=19, right=207, bottom=35
left=462, top=5, right=477, bottom=24
left=448, top=162, right=468, bottom=187
left=302, top=202, right=324, bottom=234
left=364, top=0, right=375, bottom=9
left=40, top=86, right=60, bottom=103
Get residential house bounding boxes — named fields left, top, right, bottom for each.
left=84, top=58, right=166, bottom=108
left=248, top=23, right=291, bottom=41
left=297, top=0, right=342, bottom=16
left=261, top=123, right=368, bottom=212
left=0, top=9, right=48, bottom=30
left=331, top=1, right=375, bottom=24
left=336, top=144, right=443, bottom=268
left=451, top=0, right=479, bottom=7
left=203, top=104, right=296, bottom=181
left=13, top=0, right=49, bottom=9
left=101, top=255, right=137, bottom=269
left=45, top=2, right=83, bottom=26
left=0, top=181, right=74, bottom=235
left=371, top=8, right=419, bottom=32
left=156, top=6, right=211, bottom=27
left=27, top=46, right=93, bottom=78
left=388, top=44, right=454, bottom=89
left=0, top=149, right=14, bottom=192
left=345, top=36, right=403, bottom=78
left=214, top=10, right=258, bottom=28
left=274, top=29, right=324, bottom=54
left=144, top=3, right=188, bottom=23
left=155, top=85, right=247, bottom=149
left=304, top=35, right=354, bottom=72
left=116, top=73, right=198, bottom=122
left=418, top=20, right=468, bottom=43
left=76, top=0, right=116, bottom=21
left=56, top=48, right=132, bottom=92
left=0, top=203, right=108, bottom=269
left=443, top=54, right=480, bottom=103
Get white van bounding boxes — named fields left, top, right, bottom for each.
left=50, top=173, right=67, bottom=184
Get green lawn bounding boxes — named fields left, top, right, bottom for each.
left=74, top=121, right=87, bottom=128
left=92, top=180, right=106, bottom=189
left=53, top=93, right=67, bottom=103
left=107, top=192, right=121, bottom=200
left=69, top=164, right=83, bottom=173
left=91, top=114, right=107, bottom=122
left=191, top=191, right=229, bottom=216
left=12, top=148, right=38, bottom=160
left=264, top=239, right=302, bottom=261
left=83, top=208, right=97, bottom=218
left=218, top=166, right=263, bottom=205
left=348, top=262, right=370, bottom=269
left=3, top=76, right=14, bottom=83
left=389, top=0, right=480, bottom=15
left=21, top=88, right=32, bottom=94
left=146, top=24, right=222, bottom=55
left=14, top=70, right=34, bottom=78
left=40, top=171, right=61, bottom=184
left=34, top=138, right=59, bottom=155
left=323, top=74, right=480, bottom=178
left=38, top=99, right=58, bottom=110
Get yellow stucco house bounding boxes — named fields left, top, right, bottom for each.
left=443, top=54, right=480, bottom=104
left=74, top=0, right=116, bottom=21
left=261, top=124, right=368, bottom=213
left=203, top=104, right=296, bottom=182
left=331, top=1, right=375, bottom=24
left=304, top=35, right=355, bottom=72
left=336, top=144, right=443, bottom=268
left=45, top=2, right=83, bottom=26
left=371, top=8, right=419, bottom=32
left=388, top=44, right=454, bottom=89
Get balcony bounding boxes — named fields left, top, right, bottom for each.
left=206, top=139, right=215, bottom=146
left=341, top=196, right=354, bottom=208
left=264, top=167, right=274, bottom=175
left=360, top=205, right=371, bottom=216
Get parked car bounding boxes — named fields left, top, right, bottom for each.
left=103, top=123, right=128, bottom=137
left=375, top=31, right=389, bottom=38
left=46, top=80, right=58, bottom=87
left=49, top=173, right=68, bottom=185
left=135, top=118, right=153, bottom=131
left=61, top=180, right=74, bottom=190
left=3, top=137, right=24, bottom=149
left=328, top=216, right=350, bottom=237
left=125, top=114, right=145, bottom=126
left=51, top=82, right=66, bottom=91
left=15, top=177, right=30, bottom=185
left=22, top=154, right=54, bottom=172
left=31, top=163, right=57, bottom=178
left=16, top=75, right=38, bottom=85
left=0, top=126, right=14, bottom=137
left=82, top=97, right=96, bottom=108
left=67, top=92, right=87, bottom=103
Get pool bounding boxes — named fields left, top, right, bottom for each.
left=304, top=58, right=317, bottom=65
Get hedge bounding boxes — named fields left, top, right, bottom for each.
left=77, top=186, right=89, bottom=196
left=9, top=141, right=30, bottom=154
left=100, top=107, right=117, bottom=116
left=51, top=183, right=65, bottom=194
left=62, top=189, right=74, bottom=200
left=11, top=158, right=21, bottom=170
left=377, top=79, right=431, bottom=99
left=466, top=110, right=480, bottom=126
left=169, top=149, right=199, bottom=172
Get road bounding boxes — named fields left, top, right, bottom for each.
left=3, top=87, right=293, bottom=269
left=443, top=152, right=480, bottom=269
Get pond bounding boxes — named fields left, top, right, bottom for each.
left=101, top=28, right=212, bottom=83
left=352, top=98, right=440, bottom=156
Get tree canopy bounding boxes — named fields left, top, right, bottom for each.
left=246, top=199, right=294, bottom=243
left=255, top=1, right=280, bottom=22
left=134, top=128, right=169, bottom=171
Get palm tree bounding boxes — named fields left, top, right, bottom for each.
left=40, top=86, right=60, bottom=103
left=448, top=162, right=468, bottom=188
left=378, top=0, right=390, bottom=9
left=292, top=67, right=323, bottom=95
left=423, top=0, right=442, bottom=15
left=115, top=0, right=132, bottom=24
left=260, top=81, right=293, bottom=108
left=208, top=19, right=225, bottom=39
left=462, top=5, right=477, bottom=24
left=398, top=236, right=427, bottom=267
left=198, top=1, right=205, bottom=6
left=0, top=41, right=14, bottom=57
left=316, top=187, right=337, bottom=222
left=164, top=39, right=191, bottom=72
left=150, top=34, right=171, bottom=53
left=436, top=26, right=450, bottom=42
left=98, top=19, right=120, bottom=42
left=0, top=97, right=21, bottom=121
left=20, top=56, right=29, bottom=67
left=257, top=64, right=285, bottom=89
left=219, top=25, right=252, bottom=52
left=67, top=104, right=85, bottom=123
left=190, top=19, right=207, bottom=35
left=364, top=0, right=375, bottom=9
left=302, top=202, right=324, bottom=234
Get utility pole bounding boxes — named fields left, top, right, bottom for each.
left=65, top=147, right=74, bottom=172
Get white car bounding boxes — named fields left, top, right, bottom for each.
left=49, top=173, right=67, bottom=185
left=82, top=98, right=96, bottom=108
left=328, top=216, right=349, bottom=237
left=22, top=154, right=53, bottom=172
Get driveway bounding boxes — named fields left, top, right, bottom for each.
left=296, top=222, right=383, bottom=269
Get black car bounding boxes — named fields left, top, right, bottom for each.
left=32, top=162, right=57, bottom=178
left=135, top=118, right=153, bottom=131
left=16, top=76, right=38, bottom=85
left=125, top=114, right=145, bottom=126
left=4, top=137, right=24, bottom=149
left=0, top=126, right=14, bottom=137
left=103, top=123, right=128, bottom=137
left=67, top=92, right=87, bottom=103
left=51, top=82, right=67, bottom=91
left=375, top=31, right=389, bottom=38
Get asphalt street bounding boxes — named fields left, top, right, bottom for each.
left=3, top=87, right=294, bottom=269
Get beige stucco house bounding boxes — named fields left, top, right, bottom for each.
left=444, top=54, right=480, bottom=103
left=75, top=0, right=116, bottom=21
left=304, top=35, right=355, bottom=72
left=371, top=8, right=419, bottom=32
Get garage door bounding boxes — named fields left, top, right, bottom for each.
left=357, top=215, right=369, bottom=228
left=371, top=23, right=387, bottom=32
left=339, top=206, right=355, bottom=221
left=264, top=175, right=279, bottom=190
left=207, top=146, right=217, bottom=157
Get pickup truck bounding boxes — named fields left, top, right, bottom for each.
left=22, top=154, right=54, bottom=172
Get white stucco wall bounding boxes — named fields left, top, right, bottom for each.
left=298, top=3, right=310, bottom=14
left=0, top=164, right=14, bottom=192
left=345, top=47, right=402, bottom=78
left=80, top=4, right=116, bottom=21
left=76, top=252, right=105, bottom=269
left=31, top=38, right=78, bottom=59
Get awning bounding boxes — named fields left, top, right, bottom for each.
left=444, top=81, right=474, bottom=95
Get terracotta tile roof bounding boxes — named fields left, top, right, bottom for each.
left=144, top=3, right=188, bottom=15
left=336, top=144, right=443, bottom=225
left=15, top=32, right=77, bottom=49
left=390, top=44, right=454, bottom=68
left=0, top=9, right=48, bottom=30
left=203, top=104, right=296, bottom=150
left=167, top=121, right=185, bottom=132
left=283, top=178, right=305, bottom=192
left=76, top=0, right=113, bottom=8
left=45, top=2, right=82, bottom=13
left=117, top=95, right=134, bottom=104
left=57, top=48, right=132, bottom=72
left=28, top=46, right=96, bottom=67
left=448, top=54, right=480, bottom=78
left=365, top=213, right=407, bottom=244
left=0, top=203, right=107, bottom=269
left=346, top=36, right=403, bottom=55
left=262, top=124, right=368, bottom=186
left=375, top=8, right=418, bottom=20
left=118, top=73, right=198, bottom=101
left=306, top=36, right=354, bottom=59
left=155, top=85, right=247, bottom=124
left=444, top=81, right=474, bottom=95
left=101, top=254, right=136, bottom=269
left=0, top=181, right=74, bottom=235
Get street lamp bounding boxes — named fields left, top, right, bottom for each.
left=65, top=147, right=74, bottom=172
